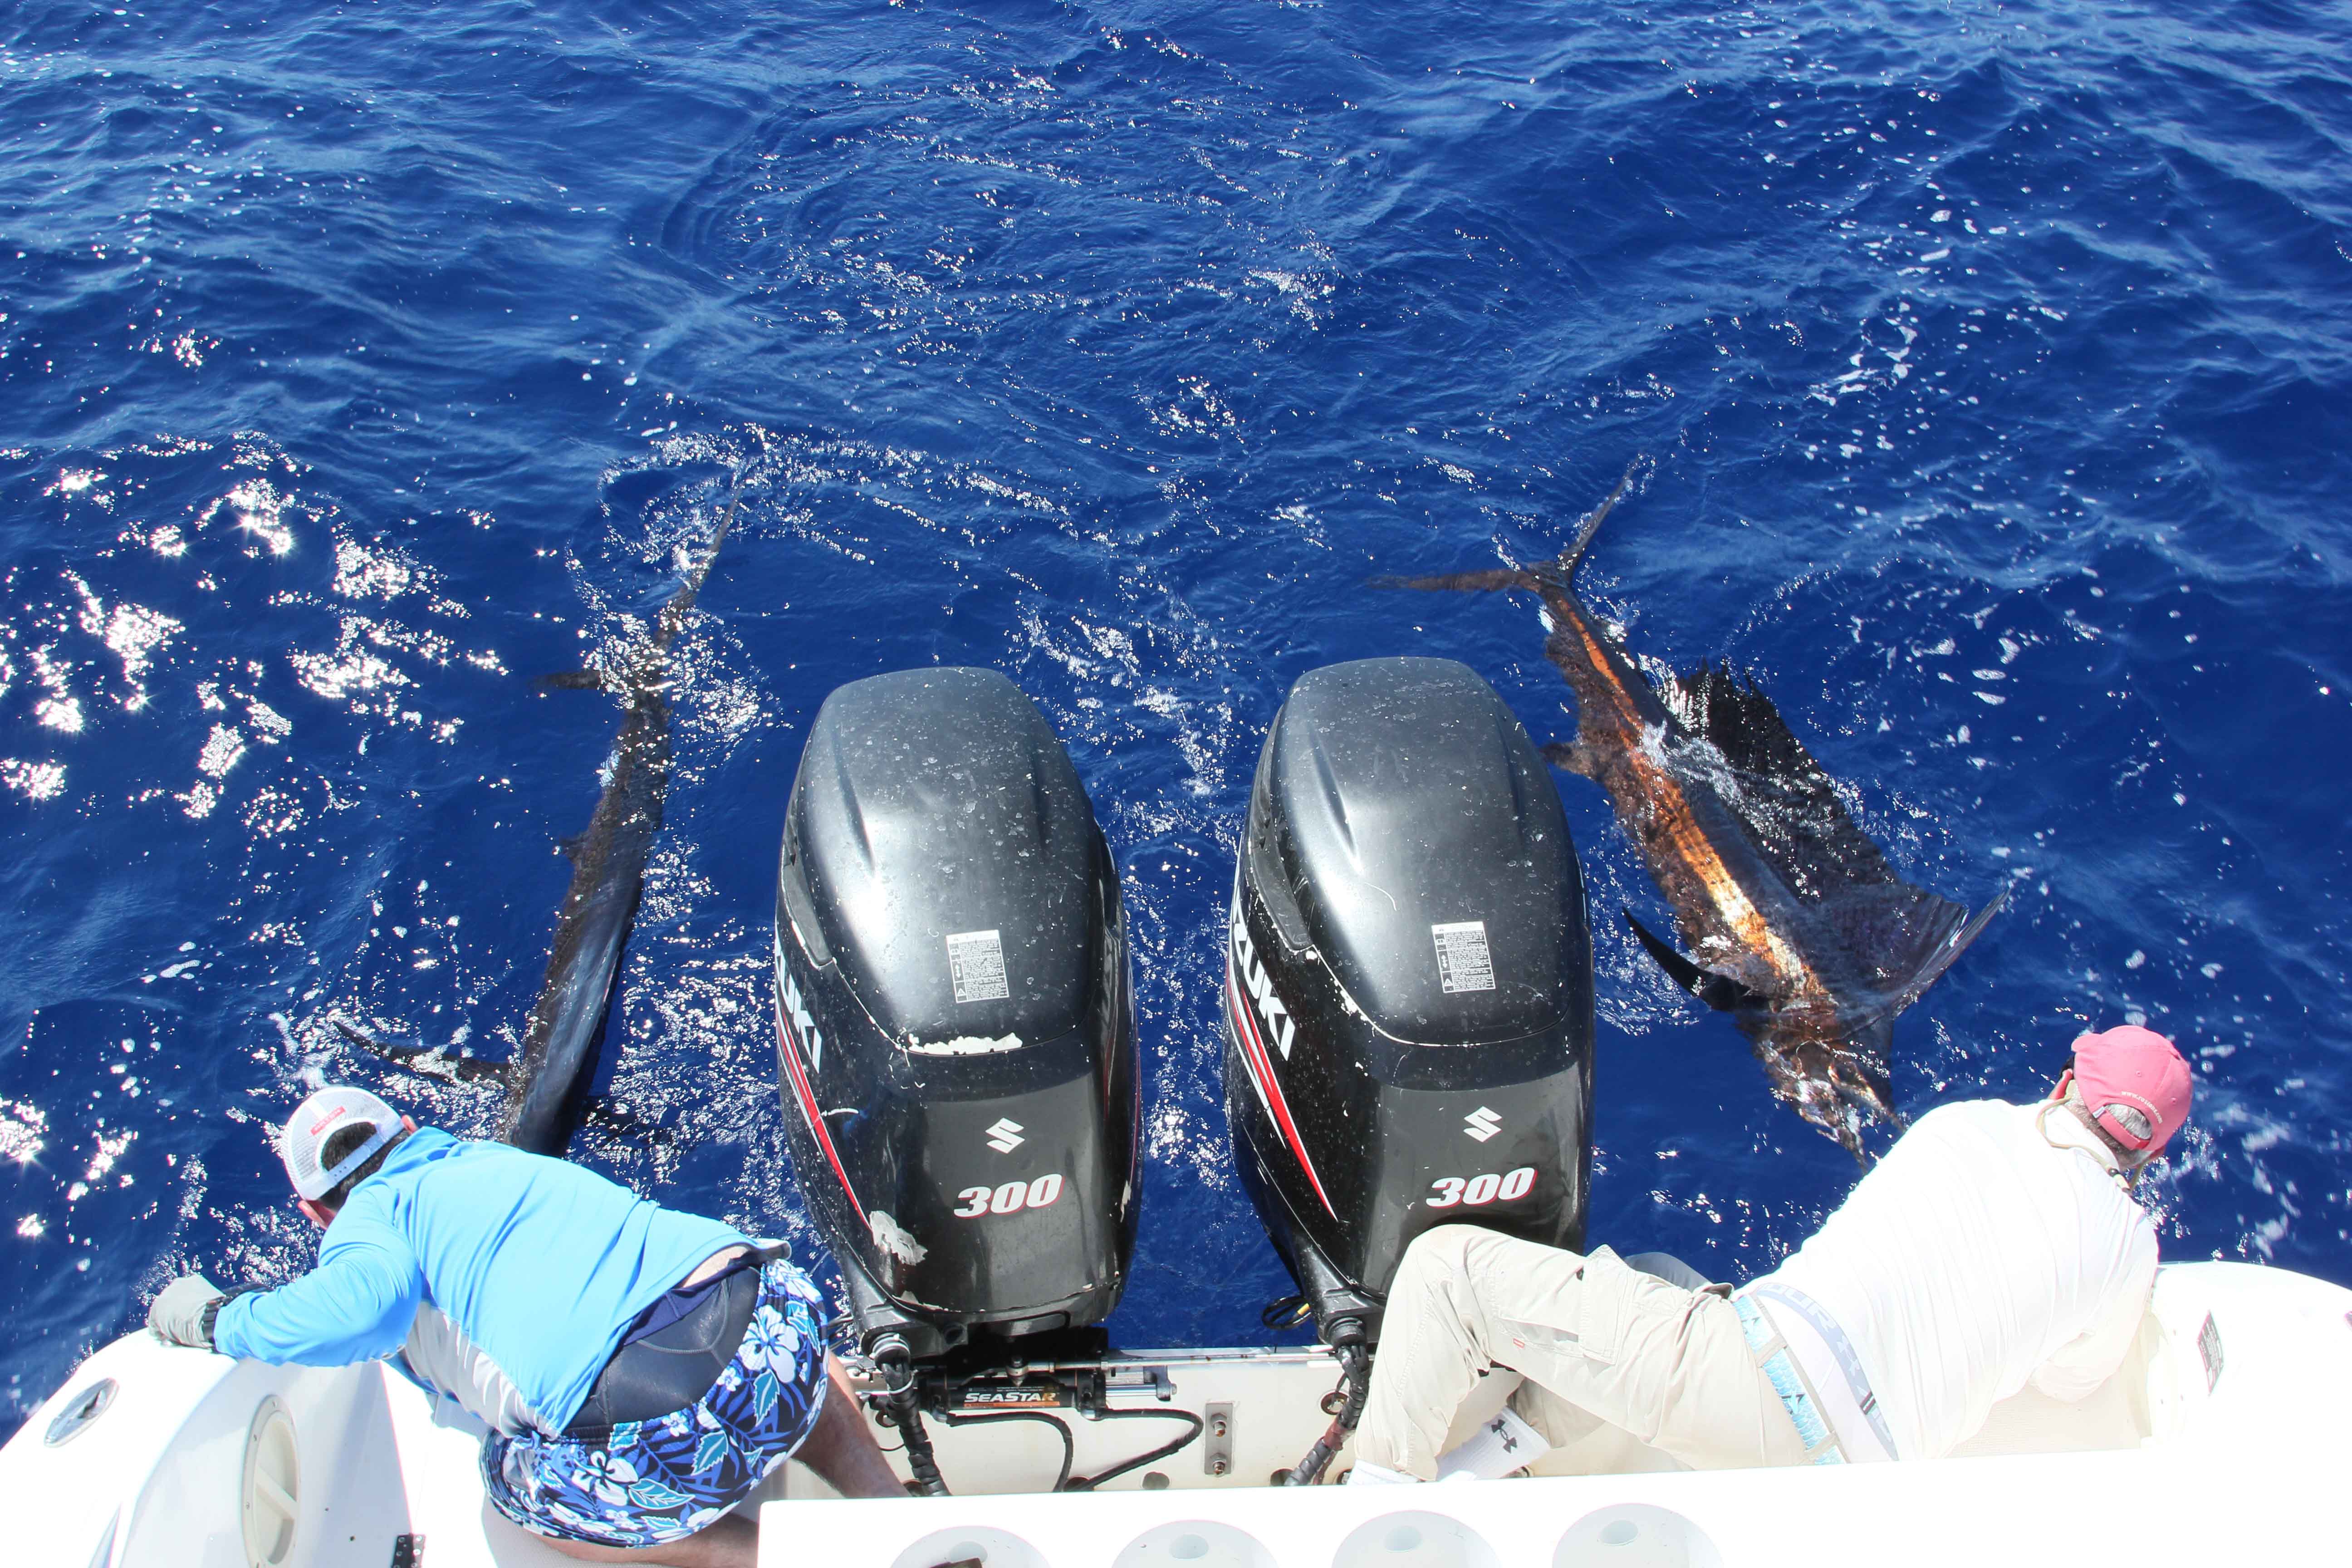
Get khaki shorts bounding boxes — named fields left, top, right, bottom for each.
left=1353, top=1226, right=1807, bottom=1479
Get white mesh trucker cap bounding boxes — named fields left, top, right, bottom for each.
left=279, top=1085, right=402, bottom=1201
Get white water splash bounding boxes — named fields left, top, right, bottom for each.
left=201, top=476, right=297, bottom=556
left=196, top=723, right=246, bottom=779
left=0, top=1099, right=47, bottom=1164
left=0, top=759, right=67, bottom=801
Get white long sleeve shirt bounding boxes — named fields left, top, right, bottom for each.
left=1755, top=1098, right=2158, bottom=1460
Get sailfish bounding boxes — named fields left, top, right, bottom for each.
left=338, top=477, right=742, bottom=1156
left=1385, top=464, right=2004, bottom=1161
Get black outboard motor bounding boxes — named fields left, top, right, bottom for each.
left=1224, top=658, right=1595, bottom=1359
left=773, top=667, right=1140, bottom=1383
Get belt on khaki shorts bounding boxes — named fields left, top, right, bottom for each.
left=1740, top=1288, right=1900, bottom=1476
left=1733, top=1293, right=1848, bottom=1465
left=1745, top=1281, right=1900, bottom=1461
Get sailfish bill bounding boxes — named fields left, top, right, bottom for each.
left=1382, top=461, right=2004, bottom=1161
left=342, top=469, right=746, bottom=1156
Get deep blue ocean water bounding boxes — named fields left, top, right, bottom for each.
left=5, top=0, right=2349, bottom=1437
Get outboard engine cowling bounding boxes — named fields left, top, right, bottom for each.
left=1224, top=657, right=1595, bottom=1345
left=774, top=667, right=1139, bottom=1362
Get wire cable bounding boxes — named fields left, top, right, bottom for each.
left=1284, top=1336, right=1370, bottom=1486
left=1260, top=1294, right=1313, bottom=1332
left=937, top=1409, right=1076, bottom=1494
left=1064, top=1406, right=1208, bottom=1492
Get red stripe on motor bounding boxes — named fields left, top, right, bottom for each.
left=776, top=1000, right=868, bottom=1228
left=1226, top=951, right=1337, bottom=1218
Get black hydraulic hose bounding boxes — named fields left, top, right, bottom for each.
left=863, top=1334, right=951, bottom=1497
left=894, top=1391, right=950, bottom=1496
left=1284, top=1333, right=1371, bottom=1487
left=1064, top=1406, right=1208, bottom=1492
left=937, top=1409, right=1076, bottom=1494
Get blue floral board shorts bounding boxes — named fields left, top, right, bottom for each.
left=482, top=1257, right=830, bottom=1548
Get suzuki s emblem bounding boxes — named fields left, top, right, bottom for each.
left=1464, top=1107, right=1502, bottom=1143
left=986, top=1118, right=1026, bottom=1154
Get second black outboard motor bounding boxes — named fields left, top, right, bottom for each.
left=774, top=667, right=1140, bottom=1426
left=1225, top=657, right=1595, bottom=1380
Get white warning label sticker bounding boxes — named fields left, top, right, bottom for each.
left=946, top=929, right=1012, bottom=1004
left=1431, top=921, right=1495, bottom=994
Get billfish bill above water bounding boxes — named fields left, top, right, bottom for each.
left=338, top=473, right=745, bottom=1156
left=1383, top=463, right=2004, bottom=1161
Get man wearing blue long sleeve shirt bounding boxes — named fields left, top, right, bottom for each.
left=148, top=1085, right=899, bottom=1566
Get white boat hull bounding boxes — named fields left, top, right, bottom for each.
left=5, top=1261, right=2346, bottom=1566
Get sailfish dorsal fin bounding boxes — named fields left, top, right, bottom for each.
left=1665, top=664, right=1898, bottom=900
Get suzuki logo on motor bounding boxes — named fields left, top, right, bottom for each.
left=1464, top=1107, right=1502, bottom=1143
left=985, top=1118, right=1025, bottom=1154
left=1230, top=905, right=1296, bottom=1060
left=776, top=943, right=825, bottom=1075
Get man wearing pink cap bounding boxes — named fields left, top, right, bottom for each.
left=1349, top=1024, right=2195, bottom=1481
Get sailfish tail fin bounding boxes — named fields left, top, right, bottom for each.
left=1373, top=457, right=1646, bottom=596
left=1370, top=565, right=1539, bottom=593
left=1551, top=458, right=1644, bottom=583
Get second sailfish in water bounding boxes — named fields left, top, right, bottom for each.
left=1387, top=464, right=2005, bottom=1161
